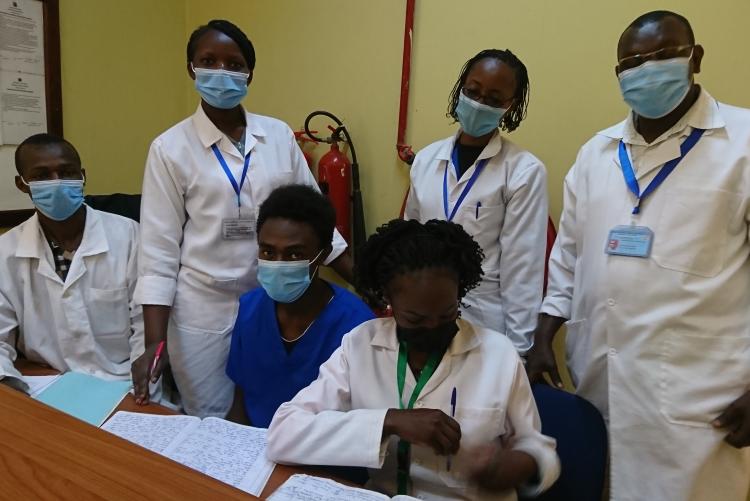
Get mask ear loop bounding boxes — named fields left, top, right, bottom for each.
left=309, top=247, right=326, bottom=279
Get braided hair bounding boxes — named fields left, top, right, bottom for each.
left=187, top=19, right=256, bottom=70
left=355, top=219, right=484, bottom=305
left=446, top=49, right=530, bottom=133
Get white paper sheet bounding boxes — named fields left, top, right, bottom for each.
left=268, top=474, right=418, bottom=501
left=22, top=374, right=60, bottom=398
left=0, top=69, right=46, bottom=144
left=0, top=0, right=44, bottom=75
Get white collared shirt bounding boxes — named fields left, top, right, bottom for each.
left=0, top=206, right=144, bottom=387
left=405, top=131, right=548, bottom=353
left=542, top=88, right=750, bottom=500
left=268, top=318, right=560, bottom=501
left=135, top=105, right=347, bottom=312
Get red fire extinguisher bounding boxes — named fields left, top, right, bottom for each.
left=304, top=111, right=364, bottom=257
left=317, top=140, right=352, bottom=243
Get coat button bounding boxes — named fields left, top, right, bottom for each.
left=609, top=348, right=617, bottom=356
left=607, top=298, right=616, bottom=306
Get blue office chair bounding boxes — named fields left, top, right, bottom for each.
left=520, top=383, right=608, bottom=501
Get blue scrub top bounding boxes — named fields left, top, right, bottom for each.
left=226, top=282, right=375, bottom=428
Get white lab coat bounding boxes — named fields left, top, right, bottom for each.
left=135, top=105, right=347, bottom=418
left=542, top=89, right=750, bottom=501
left=268, top=317, right=559, bottom=501
left=0, top=206, right=144, bottom=388
left=405, top=131, right=548, bottom=353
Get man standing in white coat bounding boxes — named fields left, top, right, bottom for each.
left=527, top=10, right=750, bottom=501
left=0, top=134, right=144, bottom=392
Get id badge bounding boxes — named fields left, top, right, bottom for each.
left=222, top=218, right=254, bottom=240
left=605, top=225, right=653, bottom=258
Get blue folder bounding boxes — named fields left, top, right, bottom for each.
left=35, top=372, right=132, bottom=426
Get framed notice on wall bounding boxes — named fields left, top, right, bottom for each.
left=0, top=0, right=61, bottom=227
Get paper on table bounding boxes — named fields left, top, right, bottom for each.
left=35, top=372, right=131, bottom=426
left=102, top=412, right=276, bottom=497
left=268, top=474, right=420, bottom=501
left=22, top=375, right=61, bottom=398
left=101, top=411, right=200, bottom=454
left=164, top=417, right=275, bottom=497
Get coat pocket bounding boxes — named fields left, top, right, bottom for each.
left=88, top=287, right=131, bottom=359
left=659, top=330, right=750, bottom=427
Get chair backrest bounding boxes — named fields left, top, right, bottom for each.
left=84, top=194, right=141, bottom=223
left=521, top=383, right=608, bottom=501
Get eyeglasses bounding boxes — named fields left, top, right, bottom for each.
left=461, top=87, right=509, bottom=109
left=618, top=45, right=694, bottom=72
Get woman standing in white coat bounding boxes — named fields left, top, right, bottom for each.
left=268, top=219, right=559, bottom=500
left=132, top=20, right=351, bottom=417
left=405, top=49, right=548, bottom=354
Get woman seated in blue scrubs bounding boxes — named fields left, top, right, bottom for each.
left=225, top=184, right=374, bottom=427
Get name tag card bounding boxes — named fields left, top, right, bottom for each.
left=605, top=225, right=653, bottom=258
left=222, top=218, right=254, bottom=239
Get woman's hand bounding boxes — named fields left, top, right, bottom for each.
left=131, top=341, right=169, bottom=405
left=383, top=408, right=461, bottom=455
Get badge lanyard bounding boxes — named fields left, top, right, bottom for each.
left=618, top=128, right=705, bottom=215
left=443, top=145, right=489, bottom=222
left=395, top=340, right=442, bottom=495
left=211, top=144, right=251, bottom=218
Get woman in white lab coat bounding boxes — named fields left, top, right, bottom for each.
left=268, top=219, right=559, bottom=501
left=405, top=49, right=548, bottom=354
left=132, top=20, right=351, bottom=417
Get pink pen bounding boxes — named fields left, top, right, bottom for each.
left=150, top=341, right=165, bottom=380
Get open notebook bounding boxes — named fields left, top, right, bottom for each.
left=268, top=474, right=419, bottom=501
left=102, top=411, right=275, bottom=496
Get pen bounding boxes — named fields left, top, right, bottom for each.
left=447, top=387, right=457, bottom=471
left=475, top=201, right=481, bottom=219
left=150, top=341, right=165, bottom=380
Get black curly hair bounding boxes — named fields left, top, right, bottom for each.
left=447, top=48, right=530, bottom=133
left=355, top=219, right=484, bottom=304
left=256, top=184, right=335, bottom=250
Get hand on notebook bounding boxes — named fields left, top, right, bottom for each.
left=383, top=408, right=461, bottom=455
left=131, top=341, right=170, bottom=405
left=467, top=441, right=538, bottom=491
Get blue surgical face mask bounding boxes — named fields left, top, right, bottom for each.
left=455, top=92, right=507, bottom=138
left=257, top=249, right=325, bottom=303
left=618, top=56, right=692, bottom=119
left=21, top=177, right=85, bottom=221
left=192, top=64, right=249, bottom=109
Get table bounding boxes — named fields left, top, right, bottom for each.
left=5, top=360, right=354, bottom=499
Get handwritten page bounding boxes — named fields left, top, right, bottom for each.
left=101, top=411, right=200, bottom=454
left=22, top=375, right=60, bottom=398
left=268, top=474, right=395, bottom=501
left=163, top=417, right=274, bottom=496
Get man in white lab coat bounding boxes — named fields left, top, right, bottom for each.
left=0, top=134, right=144, bottom=392
left=526, top=10, right=750, bottom=501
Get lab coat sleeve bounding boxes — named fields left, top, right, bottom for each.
left=505, top=358, right=561, bottom=497
left=286, top=126, right=347, bottom=264
left=267, top=337, right=389, bottom=468
left=133, top=140, right=186, bottom=306
left=499, top=160, right=548, bottom=353
left=126, top=221, right=145, bottom=362
left=0, top=288, right=25, bottom=390
left=403, top=166, right=420, bottom=221
left=540, top=162, right=579, bottom=320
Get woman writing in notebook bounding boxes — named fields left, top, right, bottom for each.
left=267, top=219, right=559, bottom=500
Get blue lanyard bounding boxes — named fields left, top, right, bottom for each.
left=618, top=128, right=705, bottom=215
left=211, top=144, right=251, bottom=209
left=443, top=145, right=489, bottom=222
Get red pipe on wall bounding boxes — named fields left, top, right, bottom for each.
left=396, top=0, right=416, bottom=165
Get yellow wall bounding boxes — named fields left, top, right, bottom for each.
left=58, top=0, right=187, bottom=196
left=185, top=0, right=750, bottom=229
left=51, top=0, right=750, bottom=229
